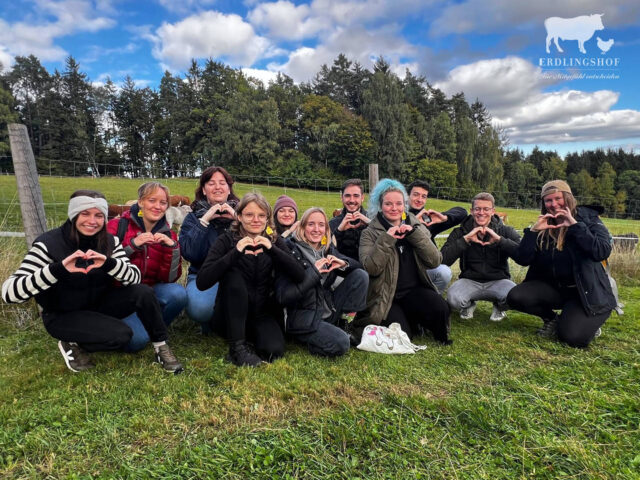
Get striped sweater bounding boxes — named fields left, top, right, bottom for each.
left=2, top=222, right=140, bottom=312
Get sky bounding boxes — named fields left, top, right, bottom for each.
left=1, top=0, right=639, bottom=158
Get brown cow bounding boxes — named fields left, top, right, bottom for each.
left=495, top=211, right=508, bottom=224
left=170, top=195, right=190, bottom=207
left=107, top=204, right=131, bottom=220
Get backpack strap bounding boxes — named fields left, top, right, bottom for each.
left=116, top=216, right=128, bottom=242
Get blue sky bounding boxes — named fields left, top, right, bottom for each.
left=1, top=0, right=639, bottom=157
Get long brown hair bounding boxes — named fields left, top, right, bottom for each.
left=230, top=193, right=275, bottom=241
left=537, top=190, right=578, bottom=251
left=192, top=166, right=239, bottom=208
left=68, top=190, right=112, bottom=256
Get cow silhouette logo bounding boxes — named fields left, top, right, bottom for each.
left=545, top=14, right=605, bottom=54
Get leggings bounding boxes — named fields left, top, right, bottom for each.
left=211, top=270, right=285, bottom=361
left=42, top=284, right=167, bottom=352
left=383, top=286, right=451, bottom=343
left=507, top=280, right=611, bottom=348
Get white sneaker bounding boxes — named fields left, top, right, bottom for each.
left=459, top=303, right=476, bottom=320
left=594, top=327, right=602, bottom=338
left=490, top=305, right=507, bottom=322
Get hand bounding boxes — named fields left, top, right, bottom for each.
left=531, top=214, right=562, bottom=232
left=478, top=227, right=500, bottom=246
left=62, top=250, right=90, bottom=274
left=84, top=249, right=106, bottom=272
left=464, top=226, right=485, bottom=245
left=236, top=236, right=255, bottom=253
left=216, top=203, right=236, bottom=219
left=352, top=211, right=370, bottom=225
left=132, top=232, right=155, bottom=247
left=201, top=205, right=221, bottom=223
left=253, top=235, right=272, bottom=250
left=425, top=210, right=446, bottom=225
left=552, top=208, right=577, bottom=227
left=325, top=255, right=346, bottom=272
left=387, top=224, right=413, bottom=239
left=338, top=213, right=362, bottom=231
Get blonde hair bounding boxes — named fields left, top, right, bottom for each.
left=138, top=182, right=170, bottom=202
left=231, top=192, right=275, bottom=240
left=537, top=190, right=578, bottom=251
left=295, top=207, right=332, bottom=248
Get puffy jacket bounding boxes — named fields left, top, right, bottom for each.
left=2, top=220, right=140, bottom=313
left=516, top=206, right=616, bottom=316
left=329, top=207, right=369, bottom=260
left=441, top=214, right=522, bottom=281
left=357, top=212, right=441, bottom=327
left=106, top=206, right=181, bottom=285
left=179, top=200, right=234, bottom=275
left=275, top=237, right=363, bottom=335
left=196, top=231, right=305, bottom=310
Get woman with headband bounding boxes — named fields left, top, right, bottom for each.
left=1, top=190, right=183, bottom=373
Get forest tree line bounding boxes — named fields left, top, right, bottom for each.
left=0, top=54, right=639, bottom=217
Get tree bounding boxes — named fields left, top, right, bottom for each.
left=429, top=111, right=456, bottom=164
left=540, top=155, right=566, bottom=181
left=568, top=169, right=596, bottom=204
left=0, top=80, right=19, bottom=172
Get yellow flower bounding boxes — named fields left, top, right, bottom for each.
left=321, top=235, right=327, bottom=245
left=401, top=212, right=406, bottom=221
left=266, top=226, right=273, bottom=235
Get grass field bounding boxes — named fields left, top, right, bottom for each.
left=1, top=175, right=639, bottom=479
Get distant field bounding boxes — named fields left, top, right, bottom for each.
left=1, top=175, right=639, bottom=236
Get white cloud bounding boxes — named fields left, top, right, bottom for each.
left=0, top=0, right=115, bottom=62
left=248, top=1, right=327, bottom=40
left=156, top=0, right=217, bottom=15
left=436, top=56, right=640, bottom=145
left=152, top=11, right=271, bottom=70
left=430, top=0, right=640, bottom=36
left=241, top=67, right=280, bottom=86
left=0, top=46, right=13, bottom=72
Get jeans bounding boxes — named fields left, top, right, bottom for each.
left=328, top=269, right=369, bottom=326
left=294, top=321, right=350, bottom=357
left=447, top=278, right=516, bottom=312
left=185, top=273, right=218, bottom=332
left=122, top=282, right=187, bottom=352
left=427, top=264, right=452, bottom=294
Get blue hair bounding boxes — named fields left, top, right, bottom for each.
left=367, top=178, right=408, bottom=218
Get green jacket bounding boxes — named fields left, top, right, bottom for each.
left=357, top=212, right=442, bottom=327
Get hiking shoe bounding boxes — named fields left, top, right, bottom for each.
left=226, top=341, right=263, bottom=367
left=155, top=344, right=184, bottom=374
left=594, top=327, right=602, bottom=338
left=489, top=305, right=507, bottom=322
left=58, top=341, right=95, bottom=372
left=537, top=315, right=558, bottom=339
left=459, top=303, right=476, bottom=320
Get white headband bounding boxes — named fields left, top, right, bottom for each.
left=68, top=196, right=108, bottom=220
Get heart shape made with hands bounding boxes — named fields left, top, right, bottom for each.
left=241, top=238, right=267, bottom=255
left=74, top=257, right=95, bottom=269
left=317, top=257, right=342, bottom=274
left=467, top=227, right=498, bottom=246
left=540, top=212, right=571, bottom=229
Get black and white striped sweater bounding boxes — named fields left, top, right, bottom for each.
left=2, top=222, right=141, bottom=312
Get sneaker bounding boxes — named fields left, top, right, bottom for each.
left=489, top=305, right=507, bottom=322
left=226, top=341, right=263, bottom=367
left=155, top=344, right=184, bottom=374
left=459, top=303, right=476, bottom=320
left=58, top=341, right=95, bottom=372
left=594, top=327, right=602, bottom=338
left=536, top=315, right=558, bottom=339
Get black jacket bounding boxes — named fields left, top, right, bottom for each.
left=329, top=207, right=368, bottom=260
left=410, top=206, right=467, bottom=246
left=516, top=206, right=616, bottom=316
left=441, top=214, right=522, bottom=281
left=196, top=231, right=305, bottom=310
left=275, top=237, right=363, bottom=335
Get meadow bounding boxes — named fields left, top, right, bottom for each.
left=0, top=175, right=639, bottom=479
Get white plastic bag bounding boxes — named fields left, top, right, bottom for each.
left=356, top=323, right=427, bottom=354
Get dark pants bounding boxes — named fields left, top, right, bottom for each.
left=384, top=286, right=451, bottom=342
left=42, top=284, right=167, bottom=352
left=211, top=270, right=285, bottom=361
left=294, top=321, right=350, bottom=357
left=507, top=280, right=611, bottom=348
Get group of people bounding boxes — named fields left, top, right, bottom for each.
left=1, top=166, right=618, bottom=373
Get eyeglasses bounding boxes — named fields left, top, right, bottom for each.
left=472, top=207, right=493, bottom=213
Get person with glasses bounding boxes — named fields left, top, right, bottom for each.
left=406, top=180, right=466, bottom=293
left=441, top=192, right=522, bottom=322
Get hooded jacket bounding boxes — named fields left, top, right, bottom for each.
left=275, top=235, right=363, bottom=335
left=516, top=205, right=616, bottom=316
left=179, top=199, right=235, bottom=275
left=106, top=205, right=181, bottom=285
left=357, top=212, right=441, bottom=327
left=441, top=214, right=522, bottom=281
left=2, top=221, right=140, bottom=313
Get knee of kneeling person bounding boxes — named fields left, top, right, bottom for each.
left=327, top=331, right=350, bottom=357
left=557, top=328, right=591, bottom=349
left=124, top=332, right=149, bottom=353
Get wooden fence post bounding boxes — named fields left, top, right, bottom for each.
left=368, top=164, right=379, bottom=193
left=8, top=124, right=47, bottom=247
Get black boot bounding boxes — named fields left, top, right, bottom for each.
left=226, top=340, right=263, bottom=367
left=537, top=314, right=558, bottom=339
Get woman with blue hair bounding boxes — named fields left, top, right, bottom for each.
left=357, top=179, right=452, bottom=344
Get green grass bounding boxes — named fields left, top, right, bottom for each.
left=1, top=175, right=640, bottom=478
